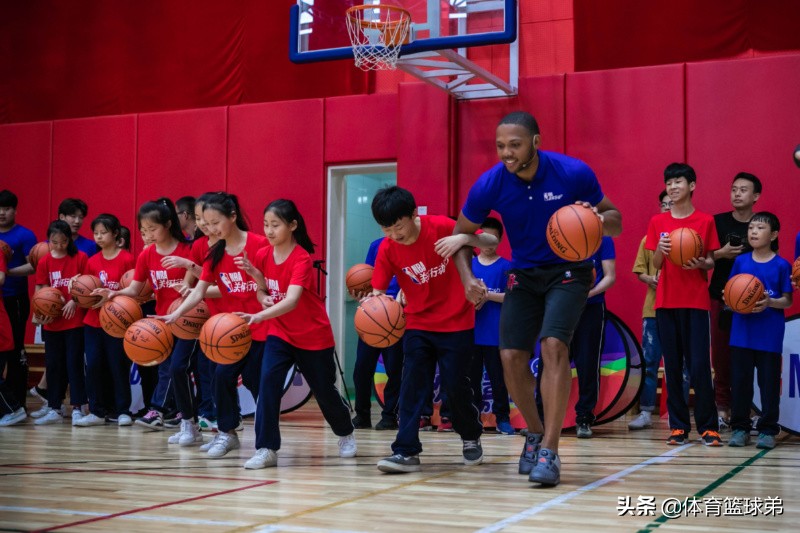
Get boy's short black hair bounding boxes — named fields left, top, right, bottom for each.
left=750, top=211, right=780, bottom=233
left=658, top=190, right=668, bottom=203
left=732, top=172, right=762, bottom=195
left=664, top=163, right=696, bottom=184
left=480, top=216, right=504, bottom=240
left=371, top=186, right=416, bottom=227
left=0, top=190, right=18, bottom=209
left=498, top=111, right=540, bottom=136
left=176, top=195, right=196, bottom=214
left=58, top=198, right=88, bottom=217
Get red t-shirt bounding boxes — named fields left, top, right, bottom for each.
left=133, top=241, right=192, bottom=316
left=645, top=210, right=720, bottom=310
left=0, top=255, right=14, bottom=351
left=83, top=250, right=136, bottom=328
left=373, top=215, right=474, bottom=332
left=200, top=232, right=268, bottom=341
left=191, top=236, right=218, bottom=314
left=35, top=251, right=88, bottom=331
left=253, top=244, right=334, bottom=350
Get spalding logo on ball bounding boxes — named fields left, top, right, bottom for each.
left=546, top=204, right=603, bottom=262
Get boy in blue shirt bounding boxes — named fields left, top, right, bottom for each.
left=727, top=212, right=792, bottom=449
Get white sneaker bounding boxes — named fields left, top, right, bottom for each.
left=75, top=413, right=106, bottom=427
left=34, top=409, right=63, bottom=425
left=71, top=410, right=85, bottom=426
left=28, top=386, right=47, bottom=404
left=244, top=448, right=277, bottom=469
left=236, top=417, right=244, bottom=431
left=30, top=405, right=51, bottom=419
left=628, top=411, right=652, bottom=430
left=167, top=425, right=185, bottom=444
left=178, top=420, right=203, bottom=446
left=0, top=408, right=27, bottom=427
left=118, top=414, right=133, bottom=426
left=200, top=434, right=220, bottom=452
left=338, top=434, right=357, bottom=458
left=208, top=432, right=240, bottom=458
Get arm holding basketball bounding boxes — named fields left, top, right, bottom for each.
left=8, top=263, right=34, bottom=277
left=577, top=196, right=622, bottom=237
left=653, top=235, right=671, bottom=269
left=236, top=284, right=303, bottom=324
left=152, top=280, right=210, bottom=324
left=683, top=253, right=714, bottom=271
left=451, top=212, right=488, bottom=305
left=752, top=291, right=792, bottom=313
left=93, top=279, right=143, bottom=301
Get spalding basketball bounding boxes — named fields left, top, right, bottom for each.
left=99, top=295, right=143, bottom=338
left=546, top=205, right=603, bottom=262
left=354, top=294, right=406, bottom=348
left=792, top=257, right=800, bottom=288
left=346, top=263, right=374, bottom=294
left=28, top=242, right=50, bottom=270
left=0, top=239, right=11, bottom=261
left=667, top=227, right=703, bottom=266
left=70, top=274, right=103, bottom=308
left=120, top=269, right=154, bottom=302
left=167, top=297, right=210, bottom=340
left=123, top=318, right=174, bottom=366
left=724, top=274, right=764, bottom=314
left=198, top=313, right=252, bottom=364
left=32, top=287, right=65, bottom=318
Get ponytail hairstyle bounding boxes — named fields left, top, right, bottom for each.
left=91, top=213, right=122, bottom=242
left=265, top=199, right=315, bottom=254
left=118, top=226, right=132, bottom=251
left=193, top=192, right=217, bottom=239
left=47, top=220, right=78, bottom=256
left=205, top=192, right=251, bottom=271
left=137, top=197, right=186, bottom=244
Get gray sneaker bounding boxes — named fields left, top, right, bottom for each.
left=377, top=453, right=421, bottom=473
left=529, top=448, right=561, bottom=486
left=728, top=429, right=750, bottom=447
left=628, top=411, right=652, bottom=430
left=462, top=439, right=483, bottom=466
left=576, top=423, right=592, bottom=439
left=519, top=432, right=542, bottom=475
left=756, top=433, right=776, bottom=450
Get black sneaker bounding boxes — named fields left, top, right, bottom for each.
left=134, top=409, right=164, bottom=430
left=462, top=439, right=484, bottom=466
left=519, top=432, right=542, bottom=475
left=377, top=453, right=421, bottom=473
left=529, top=448, right=561, bottom=486
left=375, top=418, right=398, bottom=431
left=352, top=414, right=372, bottom=429
left=576, top=422, right=592, bottom=439
left=164, top=412, right=182, bottom=428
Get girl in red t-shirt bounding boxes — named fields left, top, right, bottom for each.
left=159, top=192, right=267, bottom=458
left=235, top=199, right=356, bottom=470
left=32, top=220, right=88, bottom=426
left=78, top=214, right=136, bottom=428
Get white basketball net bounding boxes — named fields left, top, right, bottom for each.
left=346, top=5, right=411, bottom=71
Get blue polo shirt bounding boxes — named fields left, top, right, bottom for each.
left=587, top=236, right=615, bottom=305
left=74, top=234, right=99, bottom=257
left=0, top=224, right=38, bottom=297
left=462, top=151, right=604, bottom=269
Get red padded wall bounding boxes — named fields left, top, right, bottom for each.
left=324, top=94, right=398, bottom=164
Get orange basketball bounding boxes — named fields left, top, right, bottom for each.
left=32, top=287, right=65, bottom=318
left=167, top=297, right=210, bottom=340
left=667, top=227, right=704, bottom=266
left=198, top=313, right=252, bottom=364
left=354, top=294, right=406, bottom=348
left=123, top=318, right=174, bottom=366
left=28, top=242, right=50, bottom=270
left=546, top=205, right=603, bottom=262
left=723, top=274, right=764, bottom=314
left=0, top=239, right=11, bottom=261
left=70, top=274, right=103, bottom=308
left=346, top=263, right=374, bottom=293
left=792, top=257, right=800, bottom=288
left=120, top=269, right=154, bottom=302
left=99, top=295, right=143, bottom=338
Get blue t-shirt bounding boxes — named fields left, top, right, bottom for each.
left=587, top=236, right=615, bottom=305
left=794, top=230, right=799, bottom=260
left=729, top=253, right=792, bottom=353
left=74, top=234, right=98, bottom=257
left=462, top=151, right=604, bottom=269
left=0, top=224, right=37, bottom=297
left=365, top=237, right=399, bottom=298
left=472, top=255, right=511, bottom=346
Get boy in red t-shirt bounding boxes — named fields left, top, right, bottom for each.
left=370, top=186, right=497, bottom=473
left=645, top=163, right=721, bottom=446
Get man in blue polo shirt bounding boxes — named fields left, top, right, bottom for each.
left=449, top=112, right=621, bottom=486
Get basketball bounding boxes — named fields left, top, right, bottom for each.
left=354, top=294, right=406, bottom=348
left=28, top=242, right=50, bottom=270
left=792, top=257, right=800, bottom=288
left=198, top=312, right=252, bottom=364
left=723, top=273, right=765, bottom=314
left=99, top=295, right=143, bottom=338
left=32, top=287, right=65, bottom=318
left=70, top=274, right=103, bottom=308
left=546, top=205, right=603, bottom=262
left=120, top=269, right=154, bottom=302
left=346, top=263, right=374, bottom=293
left=167, top=297, right=210, bottom=340
left=0, top=239, right=10, bottom=261
left=667, top=227, right=703, bottom=266
left=123, top=318, right=174, bottom=367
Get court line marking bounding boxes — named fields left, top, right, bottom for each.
left=0, top=506, right=246, bottom=527
left=29, top=480, right=277, bottom=532
left=2, top=463, right=262, bottom=482
left=475, top=444, right=694, bottom=533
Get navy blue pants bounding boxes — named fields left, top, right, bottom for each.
left=571, top=302, right=605, bottom=425
left=149, top=355, right=175, bottom=414
left=215, top=340, right=263, bottom=433
left=196, top=346, right=217, bottom=419
left=43, top=327, right=86, bottom=409
left=393, top=329, right=483, bottom=456
left=255, top=336, right=352, bottom=451
left=0, top=357, right=23, bottom=414
left=656, top=308, right=718, bottom=435
left=168, top=338, right=198, bottom=421
left=730, top=347, right=781, bottom=436
left=353, top=337, right=404, bottom=422
left=84, top=326, right=132, bottom=417
left=469, top=344, right=511, bottom=422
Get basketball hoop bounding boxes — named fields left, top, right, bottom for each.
left=346, top=4, right=411, bottom=71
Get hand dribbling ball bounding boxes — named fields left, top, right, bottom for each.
left=723, top=273, right=764, bottom=314
left=70, top=274, right=103, bottom=308
left=124, top=318, right=174, bottom=366
left=546, top=205, right=603, bottom=262
left=354, top=294, right=406, bottom=348
left=199, top=313, right=252, bottom=364
left=667, top=227, right=704, bottom=266
left=167, top=297, right=210, bottom=339
left=99, top=295, right=143, bottom=338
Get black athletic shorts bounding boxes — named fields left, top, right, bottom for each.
left=499, top=261, right=593, bottom=350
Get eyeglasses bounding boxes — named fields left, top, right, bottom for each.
left=660, top=202, right=673, bottom=208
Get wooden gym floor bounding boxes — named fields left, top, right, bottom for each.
left=0, top=400, right=796, bottom=533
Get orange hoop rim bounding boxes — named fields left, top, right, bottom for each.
left=346, top=4, right=412, bottom=30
